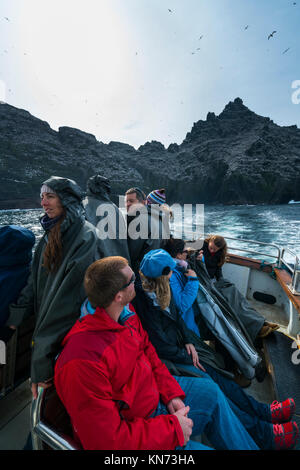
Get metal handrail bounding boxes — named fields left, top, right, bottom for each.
left=31, top=387, right=78, bottom=450
left=177, top=230, right=300, bottom=295
left=280, top=248, right=299, bottom=273
left=280, top=248, right=300, bottom=295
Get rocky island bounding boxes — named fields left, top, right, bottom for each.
left=0, top=97, right=300, bottom=209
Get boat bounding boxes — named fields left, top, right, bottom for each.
left=1, top=233, right=300, bottom=450
left=288, top=200, right=300, bottom=204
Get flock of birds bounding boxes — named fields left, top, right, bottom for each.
left=167, top=5, right=296, bottom=56
left=1, top=4, right=297, bottom=66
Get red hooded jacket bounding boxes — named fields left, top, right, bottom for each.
left=54, top=304, right=185, bottom=450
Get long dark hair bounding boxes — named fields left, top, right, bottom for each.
left=205, top=234, right=228, bottom=267
left=43, top=212, right=66, bottom=273
left=163, top=238, right=185, bottom=258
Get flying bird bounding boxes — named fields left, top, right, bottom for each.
left=198, top=35, right=203, bottom=40
left=168, top=8, right=172, bottom=13
left=4, top=17, right=9, bottom=21
left=244, top=25, right=249, bottom=30
left=282, top=48, right=290, bottom=54
left=268, top=31, right=277, bottom=40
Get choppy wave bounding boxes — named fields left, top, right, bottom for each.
left=0, top=204, right=299, bottom=263
left=171, top=204, right=300, bottom=264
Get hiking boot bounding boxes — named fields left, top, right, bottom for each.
left=270, top=399, right=296, bottom=424
left=255, top=358, right=267, bottom=383
left=233, top=372, right=251, bottom=388
left=273, top=421, right=299, bottom=450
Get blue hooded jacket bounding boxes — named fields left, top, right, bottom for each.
left=0, top=225, right=35, bottom=326
left=169, top=264, right=201, bottom=336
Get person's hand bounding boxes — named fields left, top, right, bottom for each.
left=31, top=379, right=53, bottom=399
left=185, top=344, right=206, bottom=372
left=174, top=406, right=193, bottom=446
left=167, top=397, right=185, bottom=414
left=184, top=269, right=197, bottom=278
left=196, top=250, right=204, bottom=260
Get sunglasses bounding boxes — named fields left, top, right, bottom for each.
left=121, top=273, right=136, bottom=290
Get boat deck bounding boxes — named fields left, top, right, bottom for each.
left=0, top=379, right=31, bottom=450
left=0, top=299, right=296, bottom=450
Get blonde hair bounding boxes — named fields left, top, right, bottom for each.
left=140, top=271, right=171, bottom=311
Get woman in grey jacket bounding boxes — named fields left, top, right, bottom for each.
left=4, top=176, right=100, bottom=398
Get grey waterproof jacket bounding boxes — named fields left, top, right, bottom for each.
left=82, top=175, right=130, bottom=261
left=188, top=253, right=261, bottom=379
left=7, top=176, right=100, bottom=382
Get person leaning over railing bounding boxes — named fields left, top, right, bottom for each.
left=199, top=235, right=279, bottom=338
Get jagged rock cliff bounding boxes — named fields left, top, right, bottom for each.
left=0, top=97, right=300, bottom=208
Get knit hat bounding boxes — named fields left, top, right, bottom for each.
left=40, top=184, right=57, bottom=197
left=140, top=249, right=176, bottom=278
left=147, top=188, right=166, bottom=206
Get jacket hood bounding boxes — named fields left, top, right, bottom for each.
left=61, top=306, right=124, bottom=347
left=41, top=176, right=85, bottom=230
left=86, top=175, right=111, bottom=200
left=0, top=225, right=35, bottom=267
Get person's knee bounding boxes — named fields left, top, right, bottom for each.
left=192, top=377, right=220, bottom=401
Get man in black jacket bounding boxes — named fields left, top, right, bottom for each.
left=125, top=187, right=169, bottom=273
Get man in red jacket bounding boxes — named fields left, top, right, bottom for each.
left=54, top=256, right=259, bottom=450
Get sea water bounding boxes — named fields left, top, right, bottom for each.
left=0, top=204, right=299, bottom=264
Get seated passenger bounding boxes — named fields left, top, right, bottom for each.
left=1, top=176, right=100, bottom=399
left=0, top=225, right=35, bottom=331
left=54, top=256, right=265, bottom=450
left=163, top=238, right=266, bottom=385
left=200, top=235, right=279, bottom=339
left=146, top=188, right=173, bottom=220
left=133, top=249, right=298, bottom=450
left=82, top=174, right=130, bottom=261
left=125, top=187, right=168, bottom=274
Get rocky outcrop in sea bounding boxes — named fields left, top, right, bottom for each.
left=0, top=97, right=300, bottom=208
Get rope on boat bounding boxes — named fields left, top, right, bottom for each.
left=259, top=260, right=277, bottom=279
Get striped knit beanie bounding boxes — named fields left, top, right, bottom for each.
left=147, top=188, right=166, bottom=206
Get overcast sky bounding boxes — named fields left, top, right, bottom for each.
left=0, top=0, right=299, bottom=148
